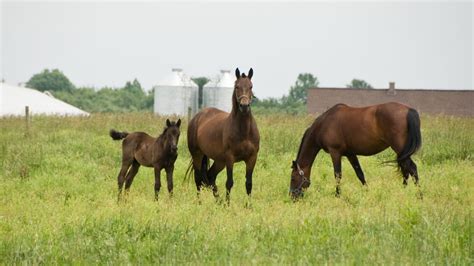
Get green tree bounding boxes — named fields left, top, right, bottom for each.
left=52, top=78, right=154, bottom=113
left=346, top=79, right=373, bottom=89
left=26, top=69, right=75, bottom=92
left=288, top=73, right=319, bottom=104
left=124, top=78, right=143, bottom=93
left=191, top=77, right=210, bottom=109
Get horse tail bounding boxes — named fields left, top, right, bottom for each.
left=109, top=129, right=129, bottom=141
left=397, top=108, right=422, bottom=162
left=184, top=155, right=209, bottom=183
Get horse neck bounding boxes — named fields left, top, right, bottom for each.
left=155, top=132, right=166, bottom=150
left=296, top=127, right=320, bottom=178
left=229, top=91, right=254, bottom=136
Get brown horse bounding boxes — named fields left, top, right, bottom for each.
left=187, top=68, right=260, bottom=202
left=290, top=102, right=421, bottom=199
left=110, top=119, right=181, bottom=200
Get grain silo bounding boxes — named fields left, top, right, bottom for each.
left=154, top=68, right=198, bottom=116
left=203, top=70, right=235, bottom=113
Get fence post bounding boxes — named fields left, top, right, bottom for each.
left=25, top=106, right=30, bottom=136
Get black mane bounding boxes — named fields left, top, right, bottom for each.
left=295, top=128, right=310, bottom=161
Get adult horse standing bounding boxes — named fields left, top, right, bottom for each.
left=289, top=102, right=421, bottom=199
left=187, top=68, right=260, bottom=202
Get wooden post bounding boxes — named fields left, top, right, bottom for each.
left=187, top=107, right=192, bottom=122
left=25, top=106, right=30, bottom=136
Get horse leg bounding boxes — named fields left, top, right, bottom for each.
left=117, top=160, right=132, bottom=201
left=330, top=151, right=342, bottom=197
left=407, top=158, right=423, bottom=199
left=245, top=155, right=257, bottom=196
left=347, top=154, right=366, bottom=186
left=225, top=161, right=234, bottom=204
left=201, top=155, right=209, bottom=185
left=407, top=158, right=419, bottom=186
left=124, top=160, right=140, bottom=192
left=192, top=154, right=204, bottom=194
left=165, top=165, right=174, bottom=197
left=154, top=165, right=162, bottom=200
left=208, top=161, right=225, bottom=198
left=398, top=159, right=411, bottom=186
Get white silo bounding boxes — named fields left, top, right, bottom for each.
left=203, top=70, right=235, bottom=113
left=154, top=68, right=198, bottom=116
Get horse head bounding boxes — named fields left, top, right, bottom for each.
left=289, top=160, right=311, bottom=199
left=164, top=118, right=181, bottom=154
left=234, top=68, right=254, bottom=114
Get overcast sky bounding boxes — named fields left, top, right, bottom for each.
left=1, top=1, right=472, bottom=98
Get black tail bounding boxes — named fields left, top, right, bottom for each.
left=397, top=108, right=422, bottom=162
left=184, top=156, right=209, bottom=183
left=109, top=129, right=129, bottom=140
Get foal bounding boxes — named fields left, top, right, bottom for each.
left=290, top=102, right=421, bottom=199
left=110, top=119, right=181, bottom=200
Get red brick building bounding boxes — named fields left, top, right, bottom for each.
left=307, top=83, right=474, bottom=116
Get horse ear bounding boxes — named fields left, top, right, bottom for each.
left=166, top=119, right=171, bottom=127
left=235, top=68, right=240, bottom=79
left=176, top=119, right=181, bottom=128
left=248, top=68, right=253, bottom=80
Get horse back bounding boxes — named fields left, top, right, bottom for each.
left=316, top=103, right=406, bottom=155
left=123, top=132, right=157, bottom=167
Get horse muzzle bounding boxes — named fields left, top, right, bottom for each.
left=289, top=188, right=304, bottom=200
left=239, top=103, right=250, bottom=113
left=171, top=145, right=178, bottom=154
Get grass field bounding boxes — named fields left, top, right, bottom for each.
left=0, top=113, right=473, bottom=264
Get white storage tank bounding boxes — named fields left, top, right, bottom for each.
left=154, top=68, right=198, bottom=116
left=203, top=70, right=235, bottom=113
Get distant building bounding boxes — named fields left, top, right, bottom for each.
left=307, top=82, right=474, bottom=116
left=154, top=68, right=198, bottom=116
left=0, top=82, right=89, bottom=116
left=203, top=70, right=234, bottom=113
left=154, top=69, right=235, bottom=116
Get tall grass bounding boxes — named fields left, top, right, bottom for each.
left=0, top=113, right=473, bottom=264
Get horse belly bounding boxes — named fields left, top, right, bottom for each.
left=134, top=145, right=154, bottom=167
left=348, top=140, right=389, bottom=156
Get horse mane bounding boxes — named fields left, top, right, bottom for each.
left=295, top=105, right=345, bottom=161
left=158, top=127, right=168, bottom=139
left=157, top=122, right=176, bottom=140
left=295, top=128, right=310, bottom=161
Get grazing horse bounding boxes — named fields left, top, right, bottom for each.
left=187, top=68, right=260, bottom=202
left=110, top=119, right=181, bottom=200
left=290, top=102, right=421, bottom=199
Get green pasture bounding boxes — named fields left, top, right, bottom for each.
left=0, top=113, right=472, bottom=264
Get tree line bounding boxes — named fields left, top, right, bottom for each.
left=26, top=69, right=153, bottom=113
left=24, top=69, right=373, bottom=114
